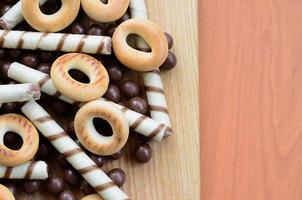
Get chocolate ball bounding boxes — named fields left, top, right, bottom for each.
left=104, top=84, right=121, bottom=103
left=107, top=168, right=126, bottom=187
left=80, top=180, right=94, bottom=195
left=1, top=102, right=20, bottom=113
left=120, top=80, right=140, bottom=98
left=165, top=32, right=174, bottom=49
left=134, top=143, right=152, bottom=163
left=37, top=63, right=51, bottom=74
left=70, top=22, right=86, bottom=34
left=0, top=62, right=11, bottom=81
left=58, top=191, right=76, bottom=200
left=90, top=154, right=105, bottom=167
left=66, top=120, right=75, bottom=134
left=39, top=51, right=53, bottom=62
left=160, top=51, right=177, bottom=70
left=8, top=49, right=21, bottom=60
left=37, top=141, right=50, bottom=158
left=128, top=97, right=148, bottom=114
left=47, top=176, right=64, bottom=194
left=20, top=52, right=39, bottom=68
left=63, top=169, right=79, bottom=186
left=0, top=4, right=12, bottom=16
left=107, top=64, right=123, bottom=83
left=86, top=24, right=105, bottom=36
left=0, top=49, right=6, bottom=59
left=116, top=12, right=130, bottom=24
left=4, top=182, right=17, bottom=196
left=56, top=154, right=69, bottom=167
left=106, top=25, right=117, bottom=37
left=23, top=180, right=40, bottom=193
left=108, top=149, right=124, bottom=160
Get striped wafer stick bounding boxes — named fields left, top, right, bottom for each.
left=21, top=101, right=129, bottom=200
left=0, top=161, right=48, bottom=180
left=7, top=62, right=169, bottom=141
left=0, top=30, right=111, bottom=55
left=0, top=83, right=40, bottom=104
left=0, top=0, right=47, bottom=30
left=130, top=0, right=173, bottom=135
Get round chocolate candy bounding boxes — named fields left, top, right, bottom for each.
left=47, top=176, right=64, bottom=194
left=56, top=154, right=69, bottom=167
left=37, top=63, right=51, bottom=74
left=86, top=24, right=105, bottom=36
left=107, top=168, right=126, bottom=187
left=104, top=84, right=121, bottom=103
left=0, top=62, right=11, bottom=81
left=23, top=180, right=40, bottom=193
left=59, top=190, right=76, bottom=200
left=4, top=182, right=17, bottom=196
left=63, top=169, right=79, bottom=186
left=1, top=102, right=20, bottom=114
left=106, top=25, right=117, bottom=37
left=108, top=149, right=124, bottom=160
left=107, top=64, right=123, bottom=83
left=160, top=51, right=177, bottom=70
left=128, top=97, right=148, bottom=115
left=120, top=80, right=140, bottom=98
left=0, top=49, right=6, bottom=60
left=90, top=154, right=105, bottom=168
left=80, top=180, right=94, bottom=195
left=165, top=32, right=174, bottom=50
left=20, top=52, right=39, bottom=68
left=134, top=143, right=152, bottom=163
left=39, top=51, right=53, bottom=62
left=70, top=22, right=86, bottom=34
left=37, top=140, right=50, bottom=158
left=8, top=49, right=21, bottom=60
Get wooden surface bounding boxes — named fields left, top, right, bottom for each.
left=15, top=0, right=199, bottom=199
left=200, top=0, right=302, bottom=199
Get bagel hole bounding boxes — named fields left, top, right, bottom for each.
left=40, top=0, right=62, bottom=15
left=126, top=34, right=151, bottom=52
left=93, top=118, right=113, bottom=137
left=3, top=132, right=23, bottom=150
left=100, top=0, right=109, bottom=4
left=68, top=69, right=90, bottom=84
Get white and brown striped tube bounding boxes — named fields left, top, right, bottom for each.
left=0, top=0, right=47, bottom=30
left=130, top=0, right=173, bottom=135
left=0, top=30, right=111, bottom=55
left=0, top=161, right=48, bottom=180
left=21, top=100, right=129, bottom=200
left=8, top=62, right=169, bottom=141
left=0, top=83, right=40, bottom=104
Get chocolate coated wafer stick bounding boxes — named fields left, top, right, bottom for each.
left=130, top=0, right=173, bottom=135
left=0, top=83, right=40, bottom=104
left=8, top=62, right=169, bottom=141
left=0, top=0, right=47, bottom=30
left=0, top=30, right=111, bottom=55
left=21, top=101, right=129, bottom=200
left=0, top=161, right=48, bottom=180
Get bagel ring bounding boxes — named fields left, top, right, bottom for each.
left=75, top=100, right=129, bottom=156
left=0, top=184, right=15, bottom=200
left=0, top=114, right=39, bottom=167
left=82, top=194, right=103, bottom=200
left=112, top=18, right=169, bottom=71
left=81, top=0, right=130, bottom=22
left=21, top=0, right=80, bottom=32
left=51, top=53, right=109, bottom=102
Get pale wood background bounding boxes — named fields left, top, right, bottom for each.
left=200, top=0, right=302, bottom=199
left=17, top=0, right=199, bottom=199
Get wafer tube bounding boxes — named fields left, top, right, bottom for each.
left=0, top=30, right=111, bottom=55
left=0, top=161, right=48, bottom=180
left=21, top=101, right=129, bottom=200
left=0, top=83, right=40, bottom=104
left=7, top=62, right=169, bottom=141
left=130, top=0, right=173, bottom=135
left=0, top=0, right=47, bottom=30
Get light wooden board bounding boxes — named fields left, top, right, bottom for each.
left=16, top=0, right=199, bottom=199
left=200, top=0, right=302, bottom=199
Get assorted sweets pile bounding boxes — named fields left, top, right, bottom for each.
left=0, top=0, right=177, bottom=199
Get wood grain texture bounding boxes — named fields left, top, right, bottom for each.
left=200, top=0, right=302, bottom=199
left=14, top=0, right=199, bottom=199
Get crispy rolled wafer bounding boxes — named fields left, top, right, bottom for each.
left=7, top=62, right=169, bottom=141
left=21, top=101, right=129, bottom=200
left=0, top=83, right=40, bottom=104
left=82, top=194, right=104, bottom=200
left=130, top=0, right=173, bottom=135
left=0, top=161, right=48, bottom=180
left=0, top=184, right=15, bottom=200
left=0, top=30, right=111, bottom=55
left=0, top=0, right=47, bottom=30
